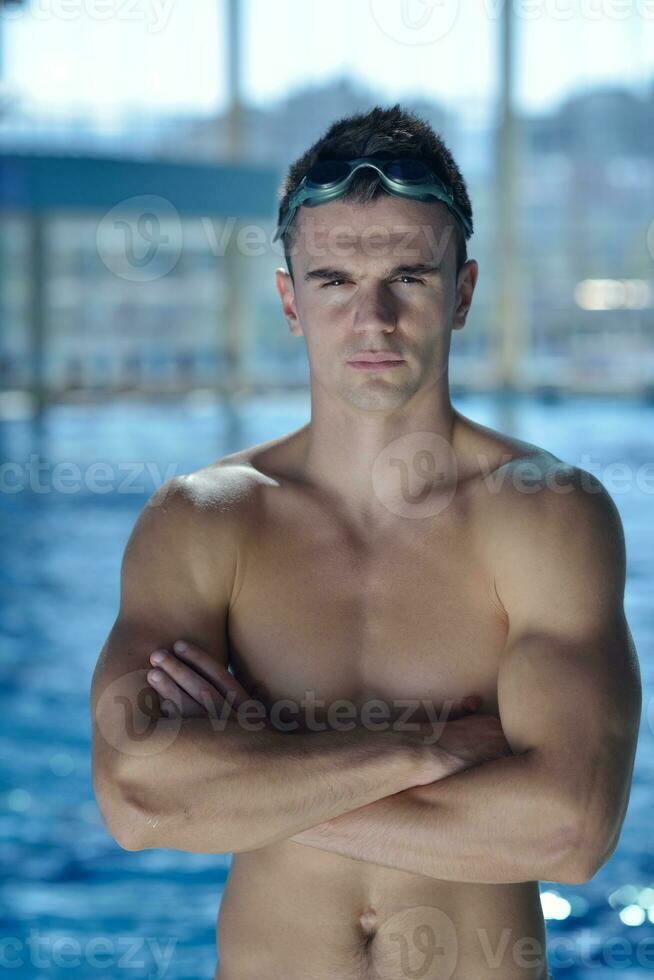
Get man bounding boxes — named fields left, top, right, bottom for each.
left=91, top=104, right=641, bottom=980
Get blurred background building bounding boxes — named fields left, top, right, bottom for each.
left=1, top=0, right=653, bottom=409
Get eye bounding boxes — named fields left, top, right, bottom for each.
left=395, top=276, right=424, bottom=285
left=321, top=276, right=424, bottom=288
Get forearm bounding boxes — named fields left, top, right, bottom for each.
left=115, top=716, right=425, bottom=854
left=291, top=749, right=581, bottom=884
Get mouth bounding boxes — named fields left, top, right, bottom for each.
left=347, top=360, right=405, bottom=371
left=346, top=354, right=405, bottom=370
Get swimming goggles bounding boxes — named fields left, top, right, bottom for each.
left=273, top=156, right=473, bottom=243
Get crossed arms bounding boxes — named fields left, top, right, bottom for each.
left=90, top=464, right=642, bottom=886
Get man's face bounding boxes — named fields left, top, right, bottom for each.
left=275, top=194, right=478, bottom=412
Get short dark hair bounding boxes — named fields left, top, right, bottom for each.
left=276, top=103, right=474, bottom=283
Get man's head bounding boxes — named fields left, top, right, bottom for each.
left=276, top=103, right=473, bottom=285
left=274, top=104, right=478, bottom=412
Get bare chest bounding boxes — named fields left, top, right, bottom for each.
left=225, top=494, right=508, bottom=727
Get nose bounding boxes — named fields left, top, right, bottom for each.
left=351, top=283, right=398, bottom=336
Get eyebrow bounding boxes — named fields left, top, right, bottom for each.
left=303, top=263, right=441, bottom=282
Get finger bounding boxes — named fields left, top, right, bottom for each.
left=438, top=694, right=482, bottom=721
left=147, top=669, right=206, bottom=716
left=169, top=640, right=252, bottom=708
left=149, top=651, right=231, bottom=716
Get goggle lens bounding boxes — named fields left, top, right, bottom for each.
left=383, top=159, right=432, bottom=183
left=307, top=158, right=435, bottom=187
left=306, top=161, right=351, bottom=186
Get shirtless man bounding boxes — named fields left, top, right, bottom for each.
left=91, top=106, right=642, bottom=980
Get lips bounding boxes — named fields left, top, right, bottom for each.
left=347, top=353, right=404, bottom=363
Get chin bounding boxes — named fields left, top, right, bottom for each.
left=338, top=384, right=413, bottom=412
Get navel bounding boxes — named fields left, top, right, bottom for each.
left=358, top=906, right=379, bottom=937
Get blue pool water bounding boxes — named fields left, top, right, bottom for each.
left=0, top=392, right=653, bottom=979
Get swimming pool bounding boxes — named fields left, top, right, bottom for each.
left=1, top=392, right=652, bottom=979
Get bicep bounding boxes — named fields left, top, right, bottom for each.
left=494, top=470, right=642, bottom=858
left=497, top=617, right=640, bottom=776
left=90, top=476, right=238, bottom=773
left=497, top=615, right=641, bottom=873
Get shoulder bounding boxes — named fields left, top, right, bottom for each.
left=490, top=452, right=623, bottom=540
left=118, top=461, right=266, bottom=614
left=124, top=454, right=269, bottom=561
left=131, top=423, right=305, bottom=550
left=146, top=426, right=296, bottom=519
left=485, top=453, right=626, bottom=630
left=147, top=460, right=268, bottom=516
left=134, top=428, right=296, bottom=540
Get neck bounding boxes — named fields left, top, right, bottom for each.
left=296, top=381, right=460, bottom=528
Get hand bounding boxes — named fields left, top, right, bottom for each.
left=431, top=711, right=513, bottom=778
left=445, top=693, right=484, bottom=719
left=146, top=640, right=254, bottom=722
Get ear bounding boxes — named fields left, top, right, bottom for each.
left=275, top=268, right=303, bottom=337
left=452, top=259, right=478, bottom=331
